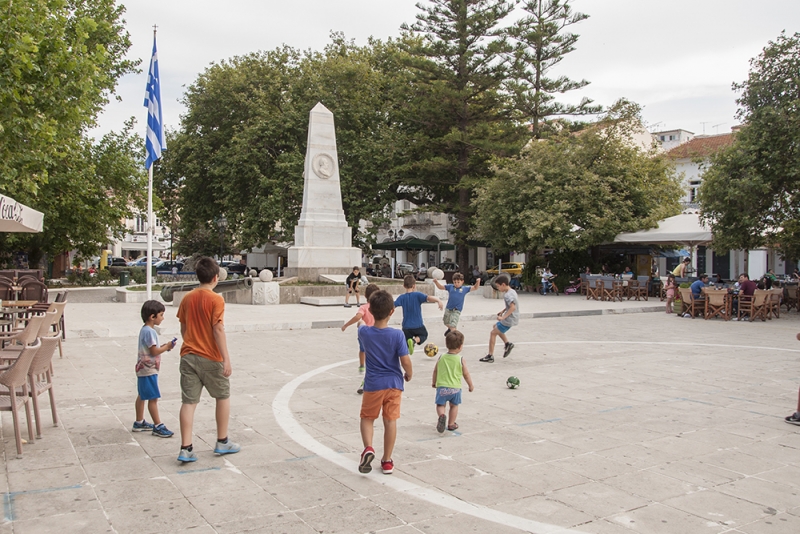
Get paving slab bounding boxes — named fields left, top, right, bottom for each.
left=3, top=295, right=800, bottom=533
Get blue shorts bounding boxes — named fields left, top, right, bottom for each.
left=495, top=322, right=511, bottom=334
left=358, top=339, right=365, bottom=353
left=435, top=387, right=462, bottom=406
left=137, top=375, right=161, bottom=401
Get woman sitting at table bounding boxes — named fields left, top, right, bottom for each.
left=714, top=273, right=724, bottom=285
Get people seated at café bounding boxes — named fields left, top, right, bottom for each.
left=691, top=273, right=709, bottom=300
left=763, top=269, right=777, bottom=289
left=714, top=273, right=724, bottom=285
left=622, top=266, right=634, bottom=278
left=738, top=273, right=758, bottom=296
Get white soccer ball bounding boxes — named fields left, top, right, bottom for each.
left=218, top=267, right=228, bottom=282
left=258, top=269, right=274, bottom=282
left=432, top=268, right=444, bottom=280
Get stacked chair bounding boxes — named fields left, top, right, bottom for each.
left=0, top=309, right=61, bottom=457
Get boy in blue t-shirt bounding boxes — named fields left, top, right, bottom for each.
left=433, top=272, right=480, bottom=337
left=394, top=275, right=443, bottom=355
left=133, top=300, right=177, bottom=437
left=357, top=290, right=413, bottom=475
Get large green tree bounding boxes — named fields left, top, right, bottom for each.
left=397, top=0, right=525, bottom=272
left=0, top=0, right=141, bottom=264
left=163, top=36, right=405, bottom=253
left=473, top=100, right=683, bottom=254
left=699, top=32, right=800, bottom=258
left=507, top=0, right=601, bottom=138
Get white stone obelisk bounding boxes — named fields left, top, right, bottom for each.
left=286, top=103, right=361, bottom=280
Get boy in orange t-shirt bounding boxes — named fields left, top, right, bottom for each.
left=175, top=256, right=240, bottom=463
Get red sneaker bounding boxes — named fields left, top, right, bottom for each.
left=381, top=459, right=394, bottom=474
left=358, top=446, right=375, bottom=473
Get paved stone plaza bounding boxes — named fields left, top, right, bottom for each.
left=2, top=294, right=800, bottom=533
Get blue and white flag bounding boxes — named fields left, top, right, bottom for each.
left=144, top=35, right=165, bottom=169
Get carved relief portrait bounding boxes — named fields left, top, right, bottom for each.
left=312, top=153, right=335, bottom=179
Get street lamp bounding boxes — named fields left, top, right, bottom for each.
left=217, top=216, right=227, bottom=261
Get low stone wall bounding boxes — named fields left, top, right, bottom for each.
left=279, top=280, right=430, bottom=304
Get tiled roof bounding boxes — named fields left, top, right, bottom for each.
left=667, top=133, right=735, bottom=159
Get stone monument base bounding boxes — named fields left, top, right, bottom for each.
left=287, top=246, right=361, bottom=281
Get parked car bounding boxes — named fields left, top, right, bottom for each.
left=486, top=262, right=525, bottom=276
left=225, top=262, right=249, bottom=276
left=154, top=260, right=184, bottom=272
left=129, top=257, right=159, bottom=267
left=395, top=262, right=418, bottom=278
left=108, top=257, right=128, bottom=267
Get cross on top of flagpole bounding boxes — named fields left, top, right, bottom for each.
left=144, top=29, right=165, bottom=170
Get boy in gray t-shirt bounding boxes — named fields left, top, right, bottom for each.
left=479, top=274, right=518, bottom=363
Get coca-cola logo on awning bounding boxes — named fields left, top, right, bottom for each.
left=0, top=196, right=23, bottom=222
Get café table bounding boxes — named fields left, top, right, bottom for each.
left=0, top=300, right=40, bottom=331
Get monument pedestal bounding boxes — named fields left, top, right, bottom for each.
left=285, top=247, right=361, bottom=281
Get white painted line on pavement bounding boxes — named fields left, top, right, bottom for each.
left=272, top=359, right=583, bottom=534
left=463, top=340, right=800, bottom=353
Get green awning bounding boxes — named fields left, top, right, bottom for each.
left=371, top=237, right=456, bottom=251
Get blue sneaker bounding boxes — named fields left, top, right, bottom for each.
left=177, top=448, right=197, bottom=463
left=152, top=423, right=174, bottom=438
left=214, top=440, right=241, bottom=455
left=132, top=420, right=154, bottom=432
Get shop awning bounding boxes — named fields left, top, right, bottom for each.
left=0, top=194, right=43, bottom=233
left=372, top=237, right=456, bottom=251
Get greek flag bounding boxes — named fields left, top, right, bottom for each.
left=144, top=35, right=165, bottom=169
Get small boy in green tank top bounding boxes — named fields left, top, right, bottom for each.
left=431, top=330, right=474, bottom=433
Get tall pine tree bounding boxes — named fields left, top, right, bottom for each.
left=508, top=0, right=600, bottom=137
left=398, top=0, right=525, bottom=271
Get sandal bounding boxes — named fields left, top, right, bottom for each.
left=447, top=423, right=459, bottom=431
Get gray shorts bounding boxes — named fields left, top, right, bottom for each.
left=180, top=353, right=230, bottom=404
left=443, top=308, right=462, bottom=328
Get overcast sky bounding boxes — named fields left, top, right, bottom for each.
left=95, top=0, right=800, bottom=140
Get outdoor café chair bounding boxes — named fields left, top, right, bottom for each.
left=629, top=276, right=649, bottom=301
left=678, top=288, right=704, bottom=318
left=0, top=336, right=59, bottom=439
left=587, top=278, right=602, bottom=300
left=765, top=288, right=782, bottom=319
left=600, top=278, right=616, bottom=301
left=750, top=290, right=770, bottom=322
left=19, top=278, right=48, bottom=304
left=702, top=287, right=729, bottom=320
left=54, top=290, right=68, bottom=340
left=0, top=340, right=39, bottom=457
left=784, top=284, right=798, bottom=312
left=0, top=313, right=46, bottom=354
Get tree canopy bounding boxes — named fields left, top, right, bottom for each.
left=699, top=32, right=800, bottom=258
left=162, top=35, right=407, bottom=256
left=473, top=100, right=683, bottom=253
left=0, top=0, right=142, bottom=264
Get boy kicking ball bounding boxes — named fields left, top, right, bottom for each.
left=479, top=274, right=518, bottom=363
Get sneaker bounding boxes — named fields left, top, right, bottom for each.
left=358, top=365, right=365, bottom=373
left=359, top=446, right=375, bottom=473
left=502, top=342, right=515, bottom=358
left=132, top=420, right=154, bottom=432
left=381, top=459, right=394, bottom=474
left=344, top=304, right=352, bottom=308
left=436, top=414, right=446, bottom=433
left=479, top=354, right=494, bottom=363
left=152, top=423, right=174, bottom=438
left=214, top=440, right=241, bottom=455
left=357, top=380, right=364, bottom=395
left=407, top=338, right=414, bottom=356
left=177, top=448, right=197, bottom=463
left=683, top=313, right=692, bottom=318
left=785, top=413, right=800, bottom=426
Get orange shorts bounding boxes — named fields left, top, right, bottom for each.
left=360, top=388, right=402, bottom=421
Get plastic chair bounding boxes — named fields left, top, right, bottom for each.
left=0, top=340, right=40, bottom=457
left=0, top=314, right=46, bottom=355
left=19, top=278, right=48, bottom=304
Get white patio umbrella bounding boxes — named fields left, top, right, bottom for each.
left=614, top=212, right=712, bottom=275
left=0, top=194, right=44, bottom=233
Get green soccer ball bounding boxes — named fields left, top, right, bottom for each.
left=424, top=343, right=439, bottom=358
left=506, top=376, right=520, bottom=389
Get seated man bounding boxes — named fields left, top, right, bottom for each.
left=691, top=273, right=709, bottom=301
left=732, top=272, right=758, bottom=316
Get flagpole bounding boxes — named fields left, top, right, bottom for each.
left=144, top=25, right=164, bottom=301
left=147, top=165, right=153, bottom=300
